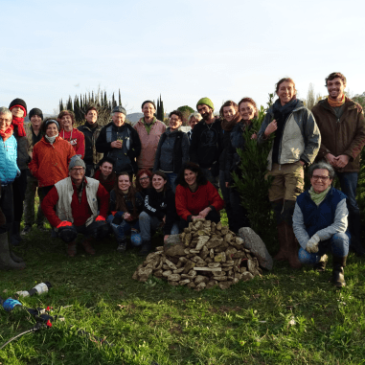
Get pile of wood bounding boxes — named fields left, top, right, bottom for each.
left=132, top=220, right=263, bottom=291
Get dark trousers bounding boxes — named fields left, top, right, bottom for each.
left=179, top=208, right=220, bottom=231
left=12, top=170, right=27, bottom=222
left=229, top=187, right=250, bottom=234
left=0, top=185, right=14, bottom=234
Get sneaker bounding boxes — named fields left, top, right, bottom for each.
left=21, top=226, right=32, bottom=236
left=117, top=241, right=127, bottom=252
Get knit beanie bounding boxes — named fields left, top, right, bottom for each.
left=69, top=155, right=86, bottom=171
left=45, top=119, right=60, bottom=131
left=9, top=98, right=28, bottom=117
left=196, top=97, right=214, bottom=111
left=29, top=108, right=43, bottom=121
left=112, top=105, right=127, bottom=116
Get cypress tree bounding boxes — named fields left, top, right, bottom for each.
left=118, top=89, right=122, bottom=106
left=59, top=99, right=64, bottom=113
left=66, top=96, right=73, bottom=112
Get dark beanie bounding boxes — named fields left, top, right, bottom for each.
left=9, top=98, right=28, bottom=117
left=29, top=108, right=43, bottom=121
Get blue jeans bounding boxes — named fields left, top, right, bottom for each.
left=139, top=211, right=179, bottom=242
left=298, top=232, right=350, bottom=265
left=166, top=173, right=178, bottom=193
left=107, top=215, right=141, bottom=246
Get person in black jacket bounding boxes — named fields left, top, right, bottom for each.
left=189, top=97, right=222, bottom=189
left=153, top=110, right=190, bottom=192
left=95, top=106, right=141, bottom=175
left=218, top=101, right=242, bottom=230
left=225, top=97, right=258, bottom=233
left=8, top=98, right=30, bottom=246
left=138, top=171, right=179, bottom=255
left=78, top=106, right=104, bottom=177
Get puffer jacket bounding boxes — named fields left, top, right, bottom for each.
left=134, top=118, right=166, bottom=169
left=28, top=136, right=76, bottom=187
left=312, top=98, right=365, bottom=173
left=257, top=101, right=321, bottom=170
left=0, top=135, right=20, bottom=185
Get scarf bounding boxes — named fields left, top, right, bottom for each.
left=86, top=121, right=99, bottom=130
left=0, top=125, right=14, bottom=142
left=221, top=113, right=241, bottom=132
left=309, top=186, right=331, bottom=206
left=12, top=116, right=26, bottom=137
left=44, top=133, right=59, bottom=144
left=327, top=94, right=345, bottom=107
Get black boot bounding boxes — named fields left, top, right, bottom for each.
left=332, top=255, right=347, bottom=288
left=10, top=221, right=23, bottom=246
left=314, top=254, right=328, bottom=272
left=138, top=241, right=151, bottom=256
left=0, top=232, right=26, bottom=270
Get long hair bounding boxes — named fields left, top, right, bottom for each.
left=176, top=162, right=207, bottom=188
left=135, top=169, right=152, bottom=192
left=114, top=172, right=138, bottom=219
left=238, top=97, right=259, bottom=119
left=219, top=100, right=241, bottom=132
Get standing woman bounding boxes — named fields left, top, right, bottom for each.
left=0, top=107, right=25, bottom=269
left=257, top=77, right=321, bottom=269
left=108, top=173, right=144, bottom=252
left=135, top=169, right=152, bottom=198
left=8, top=99, right=30, bottom=245
left=58, top=110, right=85, bottom=158
left=219, top=101, right=241, bottom=230
left=29, top=119, right=75, bottom=200
left=225, top=98, right=258, bottom=233
left=176, top=162, right=225, bottom=230
left=153, top=110, right=190, bottom=192
left=139, top=171, right=179, bottom=255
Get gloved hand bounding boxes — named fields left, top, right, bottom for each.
left=95, top=215, right=106, bottom=222
left=56, top=221, right=73, bottom=229
left=306, top=234, right=320, bottom=253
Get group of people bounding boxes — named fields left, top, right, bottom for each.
left=1, top=71, right=364, bottom=288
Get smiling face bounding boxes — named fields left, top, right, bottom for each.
left=100, top=161, right=113, bottom=178
left=118, top=174, right=131, bottom=192
left=139, top=173, right=150, bottom=189
left=327, top=77, right=346, bottom=101
left=85, top=109, right=98, bottom=124
left=60, top=115, right=73, bottom=131
left=30, top=114, right=42, bottom=129
left=112, top=112, right=125, bottom=127
left=69, top=166, right=85, bottom=185
left=46, top=123, right=58, bottom=137
left=142, top=103, right=156, bottom=120
left=0, top=113, right=12, bottom=131
left=239, top=102, right=257, bottom=122
left=152, top=174, right=167, bottom=192
left=310, top=168, right=333, bottom=194
left=197, top=104, right=213, bottom=121
left=184, top=169, right=197, bottom=186
left=11, top=106, right=25, bottom=118
left=169, top=114, right=182, bottom=131
left=277, top=81, right=296, bottom=106
left=223, top=106, right=236, bottom=122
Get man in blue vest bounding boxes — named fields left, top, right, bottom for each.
left=95, top=106, right=141, bottom=175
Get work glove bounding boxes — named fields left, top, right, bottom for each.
left=56, top=221, right=73, bottom=229
left=95, top=215, right=106, bottom=222
left=305, top=234, right=320, bottom=253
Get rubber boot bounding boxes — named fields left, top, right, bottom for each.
left=10, top=221, right=23, bottom=246
left=275, top=222, right=289, bottom=261
left=0, top=232, right=26, bottom=270
left=138, top=241, right=152, bottom=256
left=314, top=254, right=328, bottom=272
left=10, top=251, right=24, bottom=263
left=332, top=255, right=347, bottom=288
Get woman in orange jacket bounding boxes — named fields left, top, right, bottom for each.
left=29, top=119, right=75, bottom=199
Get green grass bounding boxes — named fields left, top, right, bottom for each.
left=1, top=210, right=365, bottom=365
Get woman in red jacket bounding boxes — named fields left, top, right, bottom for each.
left=175, top=162, right=225, bottom=230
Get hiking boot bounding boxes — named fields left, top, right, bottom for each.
left=21, top=225, right=32, bottom=236
left=67, top=241, right=77, bottom=257
left=138, top=241, right=152, bottom=256
left=332, top=255, right=347, bottom=288
left=81, top=238, right=95, bottom=255
left=117, top=241, right=127, bottom=252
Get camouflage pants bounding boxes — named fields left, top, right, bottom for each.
left=23, top=175, right=45, bottom=227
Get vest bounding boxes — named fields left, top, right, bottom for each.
left=54, top=176, right=100, bottom=227
left=296, top=187, right=347, bottom=238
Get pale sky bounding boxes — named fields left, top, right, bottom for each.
left=1, top=0, right=365, bottom=115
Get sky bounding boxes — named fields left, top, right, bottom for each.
left=1, top=0, right=365, bottom=115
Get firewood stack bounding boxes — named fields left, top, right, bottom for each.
left=132, top=220, right=263, bottom=290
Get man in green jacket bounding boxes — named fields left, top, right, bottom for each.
left=312, top=72, right=365, bottom=255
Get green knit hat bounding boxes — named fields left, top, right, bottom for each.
left=196, top=97, right=214, bottom=111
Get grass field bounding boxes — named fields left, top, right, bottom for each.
left=1, top=210, right=365, bottom=365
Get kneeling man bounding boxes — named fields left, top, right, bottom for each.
left=42, top=155, right=109, bottom=257
left=293, top=162, right=349, bottom=288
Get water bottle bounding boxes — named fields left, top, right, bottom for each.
left=15, top=281, right=52, bottom=297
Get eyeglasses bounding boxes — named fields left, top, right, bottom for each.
left=139, top=177, right=150, bottom=181
left=311, top=175, right=330, bottom=182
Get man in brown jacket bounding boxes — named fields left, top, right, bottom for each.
left=312, top=72, right=365, bottom=255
